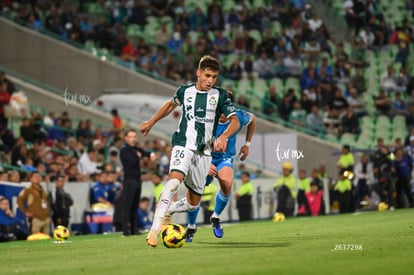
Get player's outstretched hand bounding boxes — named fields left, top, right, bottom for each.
left=140, top=121, right=152, bottom=136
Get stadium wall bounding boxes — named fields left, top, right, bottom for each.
left=1, top=177, right=331, bottom=233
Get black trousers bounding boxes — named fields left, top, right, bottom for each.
left=334, top=190, right=351, bottom=213
left=276, top=186, right=295, bottom=217
left=395, top=176, right=414, bottom=208
left=52, top=216, right=69, bottom=228
left=120, top=179, right=141, bottom=235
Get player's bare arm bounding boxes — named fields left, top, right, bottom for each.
left=239, top=113, right=257, bottom=161
left=140, top=99, right=177, bottom=136
left=214, top=114, right=239, bottom=152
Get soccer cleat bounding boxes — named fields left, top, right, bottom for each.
left=146, top=230, right=159, bottom=247
left=161, top=213, right=173, bottom=230
left=211, top=217, right=223, bottom=238
left=185, top=227, right=197, bottom=243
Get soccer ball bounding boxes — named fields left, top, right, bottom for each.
left=53, top=225, right=70, bottom=241
left=377, top=202, right=389, bottom=212
left=273, top=212, right=286, bottom=222
left=161, top=223, right=186, bottom=248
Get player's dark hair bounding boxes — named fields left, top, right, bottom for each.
left=198, top=55, right=220, bottom=72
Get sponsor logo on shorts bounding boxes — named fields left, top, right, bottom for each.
left=173, top=158, right=181, bottom=166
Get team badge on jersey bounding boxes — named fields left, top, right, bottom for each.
left=208, top=96, right=217, bottom=105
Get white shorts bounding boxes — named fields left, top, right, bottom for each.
left=169, top=146, right=212, bottom=195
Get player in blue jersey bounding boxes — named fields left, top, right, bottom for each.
left=185, top=108, right=256, bottom=241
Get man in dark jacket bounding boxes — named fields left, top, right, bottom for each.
left=118, top=129, right=156, bottom=236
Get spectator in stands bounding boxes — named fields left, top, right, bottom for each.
left=0, top=71, right=16, bottom=95
left=167, top=31, right=184, bottom=53
left=77, top=148, right=100, bottom=176
left=303, top=36, right=321, bottom=63
left=307, top=104, right=325, bottom=133
left=47, top=118, right=65, bottom=141
left=330, top=88, right=349, bottom=117
left=241, top=54, right=255, bottom=79
left=318, top=68, right=334, bottom=105
left=213, top=30, right=232, bottom=55
left=43, top=112, right=55, bottom=127
left=289, top=101, right=307, bottom=127
left=274, top=162, right=297, bottom=217
left=392, top=92, right=408, bottom=116
left=154, top=22, right=171, bottom=46
left=226, top=59, right=243, bottom=80
left=11, top=144, right=28, bottom=167
left=0, top=80, right=11, bottom=127
left=350, top=67, right=367, bottom=95
left=374, top=89, right=392, bottom=115
left=263, top=85, right=279, bottom=116
left=91, top=172, right=111, bottom=207
left=300, top=65, right=318, bottom=91
left=346, top=88, right=366, bottom=117
left=279, top=89, right=297, bottom=121
left=106, top=170, right=121, bottom=205
left=0, top=196, right=28, bottom=242
left=19, top=117, right=36, bottom=143
left=340, top=107, right=360, bottom=136
left=273, top=58, right=288, bottom=80
left=237, top=95, right=250, bottom=109
left=189, top=7, right=207, bottom=32
left=0, top=172, right=8, bottom=181
left=8, top=170, right=20, bottom=183
left=299, top=92, right=313, bottom=113
left=284, top=50, right=303, bottom=77
left=358, top=26, right=375, bottom=50
left=396, top=67, right=409, bottom=93
left=380, top=66, right=397, bottom=93
left=17, top=172, right=51, bottom=234
left=137, top=197, right=151, bottom=231
left=130, top=0, right=148, bottom=27
left=207, top=2, right=224, bottom=31
left=273, top=39, right=288, bottom=60
left=254, top=52, right=274, bottom=79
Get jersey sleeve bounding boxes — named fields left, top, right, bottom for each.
left=137, top=147, right=151, bottom=158
left=173, top=85, right=185, bottom=106
left=237, top=109, right=253, bottom=127
left=218, top=88, right=237, bottom=118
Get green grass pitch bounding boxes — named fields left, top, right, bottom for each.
left=1, top=210, right=413, bottom=274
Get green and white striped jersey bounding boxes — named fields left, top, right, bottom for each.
left=172, top=84, right=236, bottom=155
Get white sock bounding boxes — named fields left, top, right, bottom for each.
left=150, top=178, right=180, bottom=233
left=167, top=198, right=198, bottom=214
left=211, top=212, right=220, bottom=219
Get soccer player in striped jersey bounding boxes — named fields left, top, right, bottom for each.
left=184, top=108, right=256, bottom=242
left=140, top=55, right=240, bottom=247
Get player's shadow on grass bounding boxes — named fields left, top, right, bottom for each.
left=196, top=241, right=291, bottom=248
